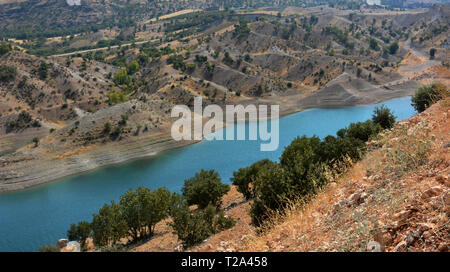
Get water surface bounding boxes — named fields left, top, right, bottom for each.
left=0, top=97, right=416, bottom=251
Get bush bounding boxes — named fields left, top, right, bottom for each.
left=0, top=65, right=17, bottom=82
left=387, top=42, right=399, bottom=54
left=0, top=43, right=10, bottom=56
left=319, top=135, right=362, bottom=162
left=213, top=209, right=235, bottom=232
left=231, top=159, right=275, bottom=200
left=280, top=136, right=322, bottom=189
left=107, top=91, right=126, bottom=105
left=170, top=203, right=235, bottom=249
left=91, top=201, right=128, bottom=248
left=67, top=221, right=91, bottom=250
left=429, top=48, right=436, bottom=59
left=103, top=122, right=112, bottom=134
left=126, top=60, right=139, bottom=75
left=119, top=186, right=172, bottom=241
left=411, top=83, right=447, bottom=113
left=182, top=169, right=229, bottom=209
left=39, top=244, right=60, bottom=252
left=337, top=120, right=382, bottom=142
left=250, top=163, right=292, bottom=227
left=38, top=62, right=49, bottom=80
left=372, top=104, right=396, bottom=129
left=169, top=204, right=211, bottom=249
left=113, top=67, right=131, bottom=86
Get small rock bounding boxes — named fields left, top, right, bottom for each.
left=443, top=141, right=450, bottom=148
left=406, top=230, right=417, bottom=246
left=174, top=245, right=183, bottom=252
left=348, top=192, right=362, bottom=205
left=421, top=186, right=443, bottom=199
left=367, top=241, right=382, bottom=252
left=393, top=210, right=412, bottom=221
left=438, top=243, right=448, bottom=252
left=220, top=241, right=228, bottom=247
left=56, top=238, right=68, bottom=249
left=393, top=241, right=407, bottom=252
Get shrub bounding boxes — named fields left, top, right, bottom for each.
left=231, top=159, right=277, bottom=200
left=32, top=137, right=39, bottom=147
left=411, top=83, right=447, bottom=113
left=429, top=48, right=436, bottom=59
left=107, top=91, right=126, bottom=105
left=67, top=221, right=91, bottom=250
left=169, top=204, right=211, bottom=248
left=0, top=43, right=10, bottom=56
left=38, top=62, right=49, bottom=80
left=0, top=65, right=17, bottom=82
left=213, top=209, right=235, bottom=232
left=39, top=244, right=60, bottom=252
left=91, top=201, right=128, bottom=247
left=167, top=54, right=186, bottom=71
left=113, top=67, right=131, bottom=86
left=372, top=104, right=396, bottom=129
left=126, top=60, right=139, bottom=75
left=250, top=163, right=292, bottom=227
left=337, top=120, right=382, bottom=142
left=182, top=169, right=229, bottom=209
left=170, top=203, right=235, bottom=249
left=387, top=42, right=399, bottom=54
left=280, top=136, right=322, bottom=186
left=319, top=135, right=362, bottom=162
left=103, top=122, right=112, bottom=134
left=119, top=186, right=172, bottom=241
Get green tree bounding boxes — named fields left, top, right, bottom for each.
left=38, top=62, right=49, bottom=80
left=372, top=105, right=396, bottom=129
left=182, top=169, right=229, bottom=209
left=127, top=60, right=140, bottom=75
left=387, top=42, right=399, bottom=54
left=0, top=43, right=10, bottom=56
left=169, top=203, right=211, bottom=249
left=0, top=65, right=17, bottom=82
left=67, top=221, right=91, bottom=250
left=250, top=163, right=292, bottom=227
left=141, top=187, right=172, bottom=238
left=231, top=159, right=275, bottom=200
left=368, top=38, right=379, bottom=51
left=113, top=67, right=131, bottom=86
left=429, top=48, right=436, bottom=60
left=91, top=201, right=127, bottom=247
left=337, top=120, right=382, bottom=142
left=411, top=83, right=446, bottom=112
left=280, top=136, right=322, bottom=194
left=120, top=186, right=172, bottom=241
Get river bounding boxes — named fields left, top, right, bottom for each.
left=0, top=97, right=416, bottom=251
